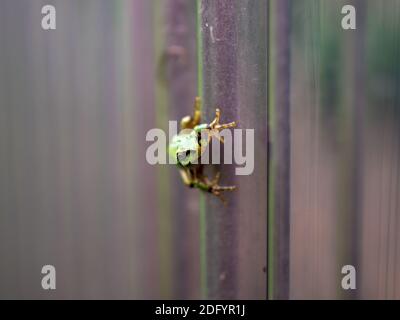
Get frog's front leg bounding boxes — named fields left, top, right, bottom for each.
left=210, top=108, right=237, bottom=131
left=207, top=108, right=237, bottom=144
left=180, top=97, right=202, bottom=130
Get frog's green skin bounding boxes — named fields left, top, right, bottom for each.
left=168, top=124, right=208, bottom=166
left=168, top=97, right=237, bottom=202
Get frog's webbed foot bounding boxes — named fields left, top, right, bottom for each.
left=181, top=168, right=235, bottom=204
left=208, top=108, right=237, bottom=144
left=203, top=172, right=236, bottom=204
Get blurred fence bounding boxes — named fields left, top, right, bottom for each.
left=0, top=0, right=399, bottom=299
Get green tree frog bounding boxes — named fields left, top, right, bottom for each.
left=169, top=97, right=237, bottom=202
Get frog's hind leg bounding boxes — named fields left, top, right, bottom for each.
left=180, top=97, right=202, bottom=130
left=179, top=168, right=193, bottom=187
left=180, top=167, right=235, bottom=204
left=200, top=171, right=236, bottom=204
left=205, top=172, right=236, bottom=192
left=179, top=167, right=210, bottom=192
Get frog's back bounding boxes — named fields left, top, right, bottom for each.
left=168, top=130, right=199, bottom=159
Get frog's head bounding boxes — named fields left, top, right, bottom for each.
left=169, top=131, right=199, bottom=166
